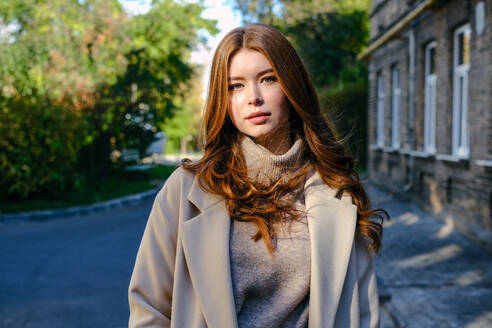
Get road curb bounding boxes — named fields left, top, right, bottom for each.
left=0, top=187, right=161, bottom=223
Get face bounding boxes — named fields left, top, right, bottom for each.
left=227, top=49, right=290, bottom=139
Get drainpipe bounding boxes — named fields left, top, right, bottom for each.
left=404, top=26, right=416, bottom=192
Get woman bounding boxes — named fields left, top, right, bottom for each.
left=128, top=23, right=388, bottom=328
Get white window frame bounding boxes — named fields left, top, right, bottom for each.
left=452, top=24, right=471, bottom=158
left=391, top=66, right=400, bottom=148
left=376, top=72, right=385, bottom=147
left=424, top=41, right=437, bottom=154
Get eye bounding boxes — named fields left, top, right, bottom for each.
left=262, top=75, right=277, bottom=83
left=228, top=83, right=243, bottom=91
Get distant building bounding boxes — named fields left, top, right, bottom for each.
left=359, top=0, right=491, bottom=248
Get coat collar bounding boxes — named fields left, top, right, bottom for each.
left=181, top=171, right=357, bottom=328
left=187, top=175, right=223, bottom=211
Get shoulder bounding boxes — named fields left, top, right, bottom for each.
left=162, top=166, right=196, bottom=190
left=305, top=170, right=355, bottom=206
left=154, top=166, right=196, bottom=205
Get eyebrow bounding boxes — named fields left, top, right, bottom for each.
left=228, top=68, right=274, bottom=81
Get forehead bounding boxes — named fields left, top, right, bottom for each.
left=228, top=49, right=272, bottom=75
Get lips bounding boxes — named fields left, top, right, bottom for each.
left=246, top=111, right=271, bottom=119
left=246, top=111, right=271, bottom=124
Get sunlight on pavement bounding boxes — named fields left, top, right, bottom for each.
left=396, top=244, right=463, bottom=269
left=464, top=311, right=492, bottom=328
left=453, top=270, right=485, bottom=286
left=434, top=216, right=455, bottom=239
left=382, top=211, right=420, bottom=228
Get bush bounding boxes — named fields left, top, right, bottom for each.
left=0, top=96, right=88, bottom=200
left=318, top=81, right=368, bottom=170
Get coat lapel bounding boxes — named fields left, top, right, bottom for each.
left=305, top=172, right=357, bottom=328
left=180, top=176, right=239, bottom=328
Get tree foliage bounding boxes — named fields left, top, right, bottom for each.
left=161, top=68, right=205, bottom=154
left=0, top=0, right=217, bottom=200
left=0, top=96, right=88, bottom=199
left=281, top=9, right=369, bottom=88
left=230, top=0, right=370, bottom=26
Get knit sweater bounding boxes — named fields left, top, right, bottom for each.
left=229, top=135, right=311, bottom=328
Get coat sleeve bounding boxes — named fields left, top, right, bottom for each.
left=128, top=169, right=184, bottom=328
left=355, top=233, right=380, bottom=328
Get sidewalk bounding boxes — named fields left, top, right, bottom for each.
left=366, top=184, right=492, bottom=328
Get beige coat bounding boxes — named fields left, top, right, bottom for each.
left=128, top=167, right=380, bottom=328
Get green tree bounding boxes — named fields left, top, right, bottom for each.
left=232, top=0, right=277, bottom=25
left=281, top=10, right=369, bottom=88
left=0, top=0, right=130, bottom=101
left=161, top=68, right=205, bottom=154
left=78, top=0, right=217, bottom=174
left=0, top=0, right=217, bottom=199
left=230, top=0, right=370, bottom=25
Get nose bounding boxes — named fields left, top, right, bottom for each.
left=247, top=85, right=264, bottom=106
left=248, top=97, right=263, bottom=105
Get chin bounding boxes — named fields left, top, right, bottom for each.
left=246, top=126, right=276, bottom=138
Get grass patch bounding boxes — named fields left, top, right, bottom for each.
left=0, top=164, right=177, bottom=214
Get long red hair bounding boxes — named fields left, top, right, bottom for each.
left=183, top=23, right=388, bottom=254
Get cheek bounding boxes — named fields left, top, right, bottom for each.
left=267, top=85, right=284, bottom=103
left=230, top=91, right=247, bottom=107
left=270, top=89, right=290, bottom=116
left=231, top=91, right=249, bottom=108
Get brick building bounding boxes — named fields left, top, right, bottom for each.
left=359, top=0, right=492, bottom=248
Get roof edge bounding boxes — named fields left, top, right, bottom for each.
left=357, top=0, right=437, bottom=61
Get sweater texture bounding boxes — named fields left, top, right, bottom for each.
left=229, top=135, right=311, bottom=328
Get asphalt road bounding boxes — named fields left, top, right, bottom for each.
left=0, top=198, right=154, bottom=328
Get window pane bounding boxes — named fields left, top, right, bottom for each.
left=429, top=47, right=435, bottom=74
left=458, top=32, right=464, bottom=65
left=458, top=76, right=464, bottom=147
left=457, top=31, right=470, bottom=66
left=452, top=24, right=470, bottom=157
left=424, top=75, right=437, bottom=153
left=378, top=75, right=384, bottom=96
left=391, top=67, right=399, bottom=148
left=431, top=82, right=437, bottom=149
left=393, top=68, right=399, bottom=89
left=377, top=74, right=384, bottom=146
left=463, top=33, right=470, bottom=65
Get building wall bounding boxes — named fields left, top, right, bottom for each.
left=370, top=0, right=415, bottom=40
left=367, top=0, right=492, bottom=248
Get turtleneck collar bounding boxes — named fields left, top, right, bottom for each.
left=240, top=134, right=304, bottom=184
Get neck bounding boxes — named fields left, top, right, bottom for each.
left=253, top=125, right=292, bottom=155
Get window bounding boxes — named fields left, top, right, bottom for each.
left=391, top=66, right=400, bottom=148
left=452, top=24, right=471, bottom=158
left=376, top=72, right=385, bottom=147
left=424, top=42, right=437, bottom=153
